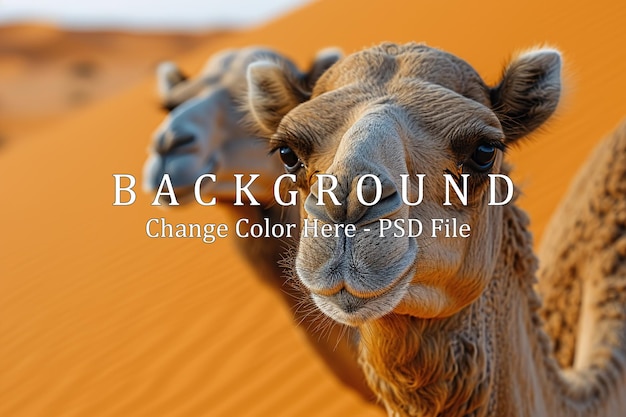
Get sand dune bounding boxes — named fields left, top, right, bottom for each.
left=0, top=24, right=219, bottom=141
left=1, top=0, right=626, bottom=416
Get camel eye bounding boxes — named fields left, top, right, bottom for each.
left=279, top=146, right=302, bottom=173
left=470, top=144, right=496, bottom=171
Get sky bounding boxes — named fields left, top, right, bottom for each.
left=0, top=0, right=312, bottom=30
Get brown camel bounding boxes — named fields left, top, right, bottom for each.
left=246, top=42, right=626, bottom=416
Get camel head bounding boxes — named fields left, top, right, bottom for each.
left=247, top=43, right=561, bottom=325
left=143, top=47, right=342, bottom=204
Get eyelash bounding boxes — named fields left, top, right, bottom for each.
left=268, top=145, right=284, bottom=156
left=269, top=135, right=290, bottom=154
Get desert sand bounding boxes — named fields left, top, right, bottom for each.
left=0, top=24, right=217, bottom=141
left=1, top=0, right=625, bottom=416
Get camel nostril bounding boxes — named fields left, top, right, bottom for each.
left=170, top=133, right=195, bottom=149
left=357, top=190, right=402, bottom=225
left=304, top=174, right=402, bottom=224
left=346, top=176, right=400, bottom=224
left=357, top=175, right=380, bottom=203
left=156, top=132, right=196, bottom=155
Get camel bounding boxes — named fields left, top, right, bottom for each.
left=246, top=42, right=626, bottom=416
left=142, top=46, right=376, bottom=400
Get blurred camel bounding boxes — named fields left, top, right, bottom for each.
left=143, top=47, right=375, bottom=401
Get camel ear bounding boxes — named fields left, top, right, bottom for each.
left=490, top=48, right=562, bottom=143
left=247, top=60, right=309, bottom=135
left=156, top=61, right=187, bottom=107
left=305, top=47, right=343, bottom=88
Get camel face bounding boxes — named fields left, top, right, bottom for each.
left=144, top=47, right=342, bottom=205
left=144, top=49, right=289, bottom=204
left=248, top=43, right=561, bottom=326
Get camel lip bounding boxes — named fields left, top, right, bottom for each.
left=311, top=265, right=415, bottom=327
left=309, top=238, right=418, bottom=327
left=300, top=232, right=418, bottom=296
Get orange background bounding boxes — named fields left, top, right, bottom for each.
left=1, top=0, right=625, bottom=415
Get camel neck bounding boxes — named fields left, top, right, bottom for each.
left=479, top=203, right=558, bottom=416
left=490, top=204, right=626, bottom=417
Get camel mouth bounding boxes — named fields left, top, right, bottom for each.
left=309, top=238, right=417, bottom=327
left=163, top=185, right=196, bottom=205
